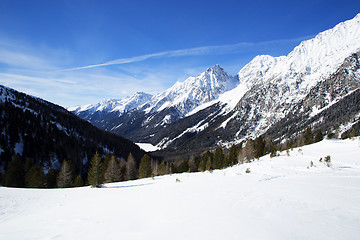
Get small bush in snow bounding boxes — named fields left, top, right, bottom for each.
left=325, top=155, right=332, bottom=167
left=245, top=168, right=251, bottom=174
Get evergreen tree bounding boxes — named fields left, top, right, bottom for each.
left=88, top=152, right=103, bottom=187
left=254, top=136, right=266, bottom=159
left=119, top=158, right=127, bottom=181
left=213, top=147, right=224, bottom=169
left=205, top=156, right=212, bottom=171
left=158, top=161, right=167, bottom=175
left=304, top=127, right=314, bottom=145
left=126, top=153, right=137, bottom=180
left=198, top=159, right=205, bottom=172
left=151, top=159, right=159, bottom=177
left=228, top=144, right=239, bottom=166
left=187, top=156, right=196, bottom=172
left=104, top=155, right=120, bottom=183
left=315, top=130, right=323, bottom=143
left=45, top=169, right=59, bottom=188
left=176, top=160, right=189, bottom=173
left=57, top=159, right=73, bottom=188
left=25, top=165, right=44, bottom=188
left=74, top=175, right=84, bottom=187
left=139, top=154, right=152, bottom=178
left=5, top=154, right=25, bottom=187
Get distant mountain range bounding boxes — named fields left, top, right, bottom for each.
left=69, top=13, right=360, bottom=160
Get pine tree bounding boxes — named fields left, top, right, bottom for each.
left=254, top=136, right=266, bottom=159
left=57, top=159, right=73, bottom=188
left=88, top=152, right=103, bottom=187
left=74, top=175, right=84, bottom=187
left=158, top=161, right=167, bottom=175
left=315, top=130, right=323, bottom=142
left=304, top=127, right=314, bottom=145
left=25, top=165, right=44, bottom=188
left=104, top=155, right=120, bottom=183
left=188, top=155, right=197, bottom=172
left=126, top=153, right=137, bottom=180
left=5, top=154, right=25, bottom=187
left=206, top=156, right=212, bottom=171
left=139, top=154, right=152, bottom=179
left=213, top=147, right=224, bottom=169
left=198, top=159, right=205, bottom=172
left=45, top=169, right=59, bottom=188
left=228, top=144, right=238, bottom=166
left=119, top=158, right=127, bottom=181
left=151, top=159, right=159, bottom=177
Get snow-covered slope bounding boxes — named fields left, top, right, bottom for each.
left=219, top=13, right=360, bottom=111
left=1, top=138, right=359, bottom=240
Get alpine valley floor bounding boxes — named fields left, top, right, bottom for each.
left=1, top=138, right=360, bottom=240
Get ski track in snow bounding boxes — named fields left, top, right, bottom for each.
left=0, top=138, right=360, bottom=240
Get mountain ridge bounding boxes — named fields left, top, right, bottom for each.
left=68, top=13, right=360, bottom=159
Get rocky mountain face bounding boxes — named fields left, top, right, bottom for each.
left=70, top=14, right=360, bottom=160
left=0, top=85, right=146, bottom=177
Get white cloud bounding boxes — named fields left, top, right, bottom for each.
left=63, top=36, right=310, bottom=71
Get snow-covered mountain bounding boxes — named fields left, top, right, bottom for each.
left=68, top=92, right=152, bottom=118
left=69, top=64, right=238, bottom=136
left=145, top=64, right=238, bottom=115
left=148, top=13, right=360, bottom=156
left=71, top=13, right=360, bottom=159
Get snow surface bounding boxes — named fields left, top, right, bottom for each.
left=1, top=138, right=360, bottom=240
left=135, top=142, right=160, bottom=152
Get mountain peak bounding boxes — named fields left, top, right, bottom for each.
left=146, top=65, right=238, bottom=115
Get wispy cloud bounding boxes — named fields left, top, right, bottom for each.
left=63, top=36, right=311, bottom=71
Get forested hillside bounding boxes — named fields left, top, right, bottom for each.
left=0, top=85, right=146, bottom=187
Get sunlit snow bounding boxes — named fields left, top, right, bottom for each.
left=1, top=138, right=360, bottom=240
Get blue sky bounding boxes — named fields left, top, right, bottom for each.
left=0, top=0, right=359, bottom=107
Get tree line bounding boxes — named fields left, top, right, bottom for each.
left=1, top=118, right=359, bottom=188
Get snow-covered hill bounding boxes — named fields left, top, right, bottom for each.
left=1, top=138, right=359, bottom=239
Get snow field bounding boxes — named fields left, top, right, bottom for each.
left=0, top=138, right=360, bottom=240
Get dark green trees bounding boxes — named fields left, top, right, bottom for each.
left=254, top=136, right=266, bottom=159
left=314, top=130, right=323, bottom=143
left=158, top=161, right=167, bottom=175
left=213, top=147, right=224, bottom=170
left=304, top=127, right=314, bottom=145
left=57, top=159, right=73, bottom=188
left=87, top=152, right=103, bottom=187
left=139, top=154, right=152, bottom=179
left=25, top=165, right=44, bottom=188
left=74, top=175, right=84, bottom=187
left=5, top=154, right=25, bottom=187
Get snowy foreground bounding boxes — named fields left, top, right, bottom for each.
left=1, top=139, right=360, bottom=240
